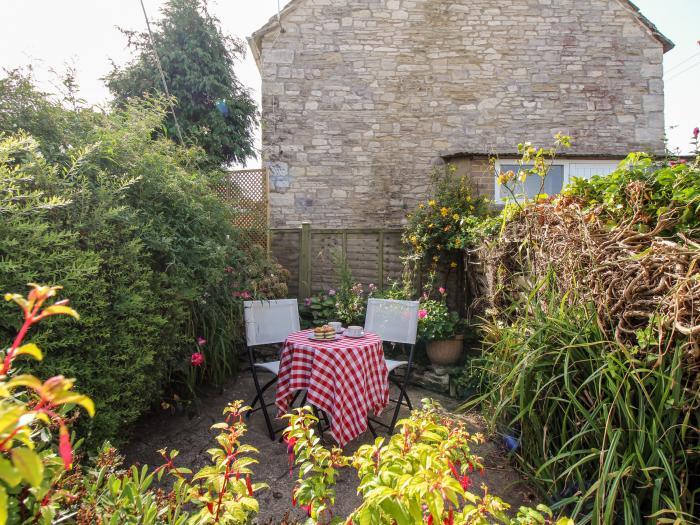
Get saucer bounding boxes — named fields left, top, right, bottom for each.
left=308, top=334, right=342, bottom=341
left=344, top=331, right=365, bottom=338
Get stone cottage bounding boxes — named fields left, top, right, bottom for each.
left=248, top=0, right=673, bottom=229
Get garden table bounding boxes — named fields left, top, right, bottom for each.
left=275, top=329, right=389, bottom=447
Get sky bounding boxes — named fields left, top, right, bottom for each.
left=1, top=0, right=698, bottom=166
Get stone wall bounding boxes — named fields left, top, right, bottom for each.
left=252, top=0, right=667, bottom=228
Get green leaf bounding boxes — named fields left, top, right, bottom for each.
left=0, top=458, right=21, bottom=487
left=0, top=485, right=6, bottom=525
left=11, top=448, right=44, bottom=487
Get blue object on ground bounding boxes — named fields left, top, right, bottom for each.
left=503, top=434, right=520, bottom=452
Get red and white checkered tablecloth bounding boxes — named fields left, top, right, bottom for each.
left=275, top=329, right=389, bottom=447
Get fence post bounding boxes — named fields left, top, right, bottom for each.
left=377, top=231, right=385, bottom=290
left=299, top=222, right=312, bottom=298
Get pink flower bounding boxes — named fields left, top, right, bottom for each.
left=197, top=337, right=206, bottom=346
left=328, top=288, right=336, bottom=296
left=191, top=352, right=205, bottom=366
left=694, top=127, right=699, bottom=139
left=241, top=291, right=251, bottom=299
left=304, top=297, right=312, bottom=306
left=418, top=309, right=428, bottom=319
left=438, top=287, right=446, bottom=295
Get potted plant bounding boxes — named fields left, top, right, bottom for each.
left=418, top=292, right=463, bottom=366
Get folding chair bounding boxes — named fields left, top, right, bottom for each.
left=243, top=299, right=300, bottom=440
left=364, top=298, right=419, bottom=434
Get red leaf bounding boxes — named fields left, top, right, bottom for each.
left=59, top=424, right=72, bottom=470
left=246, top=473, right=253, bottom=496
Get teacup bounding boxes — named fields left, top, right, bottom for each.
left=346, top=325, right=363, bottom=337
left=329, top=321, right=343, bottom=333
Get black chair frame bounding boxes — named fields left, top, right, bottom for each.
left=368, top=341, right=416, bottom=436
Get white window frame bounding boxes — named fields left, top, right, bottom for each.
left=494, top=159, right=620, bottom=203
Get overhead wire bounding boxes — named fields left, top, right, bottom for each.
left=666, top=60, right=700, bottom=82
left=665, top=51, right=700, bottom=74
left=138, top=0, right=185, bottom=144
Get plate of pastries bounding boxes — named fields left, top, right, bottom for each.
left=309, top=324, right=341, bottom=341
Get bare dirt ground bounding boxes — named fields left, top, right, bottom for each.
left=123, top=373, right=540, bottom=523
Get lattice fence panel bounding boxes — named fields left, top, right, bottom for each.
left=214, top=169, right=268, bottom=250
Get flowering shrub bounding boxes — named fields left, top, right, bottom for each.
left=0, top=284, right=266, bottom=523
left=0, top=284, right=94, bottom=523
left=284, top=401, right=572, bottom=525
left=299, top=253, right=379, bottom=327
left=417, top=298, right=460, bottom=342
left=402, top=165, right=496, bottom=266
left=299, top=291, right=339, bottom=328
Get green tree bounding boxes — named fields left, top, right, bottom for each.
left=105, top=0, right=257, bottom=167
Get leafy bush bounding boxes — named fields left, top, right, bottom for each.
left=283, top=402, right=572, bottom=525
left=402, top=165, right=496, bottom=266
left=298, top=253, right=378, bottom=327
left=564, top=151, right=699, bottom=238
left=467, top=135, right=700, bottom=523
left=0, top=285, right=266, bottom=524
left=0, top=73, right=283, bottom=443
left=469, top=283, right=699, bottom=523
left=417, top=297, right=459, bottom=342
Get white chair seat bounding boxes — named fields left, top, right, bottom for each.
left=386, top=359, right=408, bottom=373
left=254, top=361, right=280, bottom=375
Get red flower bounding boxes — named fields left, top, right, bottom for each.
left=694, top=127, right=699, bottom=139
left=191, top=352, right=205, bottom=366
left=59, top=424, right=72, bottom=470
left=418, top=309, right=428, bottom=319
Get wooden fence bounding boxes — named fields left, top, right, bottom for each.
left=214, top=169, right=269, bottom=250
left=270, top=223, right=467, bottom=314
left=270, top=223, right=405, bottom=298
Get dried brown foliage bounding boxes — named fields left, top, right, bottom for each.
left=485, top=187, right=699, bottom=387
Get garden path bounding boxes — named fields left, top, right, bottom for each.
left=124, top=373, right=539, bottom=523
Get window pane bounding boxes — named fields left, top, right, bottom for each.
left=500, top=164, right=564, bottom=200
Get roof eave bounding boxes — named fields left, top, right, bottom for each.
left=247, top=0, right=304, bottom=71
left=621, top=0, right=674, bottom=53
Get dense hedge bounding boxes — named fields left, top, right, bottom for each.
left=468, top=152, right=700, bottom=523
left=0, top=73, right=283, bottom=444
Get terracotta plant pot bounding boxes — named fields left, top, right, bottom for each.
left=426, top=334, right=464, bottom=366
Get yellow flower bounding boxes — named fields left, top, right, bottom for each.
left=409, top=235, right=418, bottom=245
left=497, top=170, right=516, bottom=186
left=452, top=213, right=460, bottom=221
left=433, top=255, right=440, bottom=262
left=518, top=171, right=527, bottom=183
left=450, top=261, right=458, bottom=269
left=428, top=223, right=434, bottom=229
left=418, top=203, right=425, bottom=209
left=440, top=207, right=449, bottom=217
left=428, top=200, right=436, bottom=207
